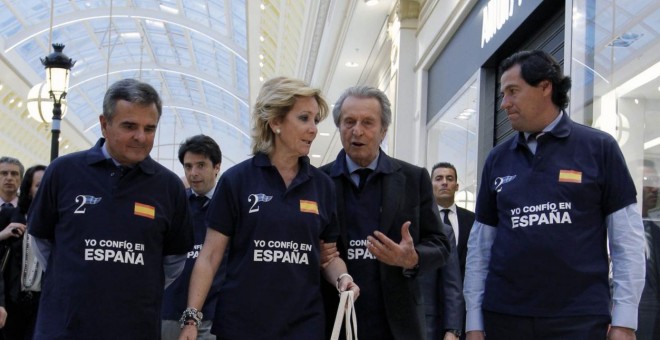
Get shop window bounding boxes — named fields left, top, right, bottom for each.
left=570, top=1, right=660, bottom=336
left=427, top=73, right=480, bottom=211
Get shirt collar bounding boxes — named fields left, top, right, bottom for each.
left=525, top=111, right=563, bottom=139
left=190, top=185, right=216, bottom=200
left=438, top=203, right=457, bottom=213
left=88, top=138, right=156, bottom=175
left=0, top=197, right=18, bottom=206
left=512, top=111, right=572, bottom=150
left=345, top=152, right=379, bottom=174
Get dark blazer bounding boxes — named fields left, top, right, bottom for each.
left=321, top=150, right=451, bottom=340
left=0, top=205, right=19, bottom=307
left=420, top=221, right=464, bottom=340
left=455, top=207, right=475, bottom=280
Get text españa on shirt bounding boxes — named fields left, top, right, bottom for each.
left=83, top=238, right=145, bottom=265
left=187, top=244, right=203, bottom=259
left=252, top=239, right=311, bottom=265
left=347, top=239, right=376, bottom=260
left=510, top=201, right=573, bottom=228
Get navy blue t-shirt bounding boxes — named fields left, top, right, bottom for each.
left=28, top=139, right=193, bottom=339
left=162, top=188, right=226, bottom=320
left=342, top=167, right=395, bottom=340
left=206, top=153, right=338, bottom=339
left=476, top=113, right=637, bottom=317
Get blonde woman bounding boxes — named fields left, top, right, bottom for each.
left=179, top=77, right=359, bottom=339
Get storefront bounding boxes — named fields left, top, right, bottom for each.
left=425, top=0, right=564, bottom=210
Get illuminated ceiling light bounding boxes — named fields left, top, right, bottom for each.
left=9, top=98, right=15, bottom=104
left=259, top=36, right=265, bottom=42
left=259, top=54, right=264, bottom=60
left=0, top=84, right=3, bottom=91
left=120, top=32, right=141, bottom=39
left=634, top=98, right=639, bottom=104
left=146, top=19, right=165, bottom=28
left=319, top=132, right=330, bottom=137
left=260, top=4, right=265, bottom=10
left=159, top=4, right=179, bottom=14
left=645, top=137, right=660, bottom=150
left=456, top=108, right=475, bottom=120
left=259, top=62, right=264, bottom=68
left=345, top=61, right=359, bottom=67
left=259, top=76, right=264, bottom=82
left=311, top=154, right=321, bottom=158
left=17, top=101, right=23, bottom=108
left=364, top=0, right=379, bottom=6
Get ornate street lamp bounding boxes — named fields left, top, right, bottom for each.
left=26, top=81, right=68, bottom=123
left=40, top=43, right=75, bottom=161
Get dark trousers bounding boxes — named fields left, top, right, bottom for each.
left=3, top=293, right=40, bottom=340
left=483, top=310, right=609, bottom=340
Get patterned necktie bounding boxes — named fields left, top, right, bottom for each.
left=354, top=168, right=373, bottom=192
left=441, top=209, right=452, bottom=226
left=1, top=202, right=13, bottom=209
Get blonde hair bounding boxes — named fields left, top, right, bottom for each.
left=251, top=76, right=329, bottom=155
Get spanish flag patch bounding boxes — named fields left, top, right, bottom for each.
left=134, top=202, right=156, bottom=219
left=300, top=200, right=319, bottom=215
left=558, top=170, right=582, bottom=183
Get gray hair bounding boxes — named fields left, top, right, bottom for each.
left=332, top=86, right=392, bottom=129
left=0, top=156, right=24, bottom=178
left=102, top=79, right=162, bottom=122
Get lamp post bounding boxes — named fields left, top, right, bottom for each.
left=40, top=43, right=75, bottom=162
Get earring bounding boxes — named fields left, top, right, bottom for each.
left=275, top=128, right=281, bottom=134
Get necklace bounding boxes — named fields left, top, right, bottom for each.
left=22, top=234, right=40, bottom=289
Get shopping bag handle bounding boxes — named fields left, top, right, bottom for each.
left=330, top=290, right=358, bottom=340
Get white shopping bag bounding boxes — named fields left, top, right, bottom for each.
left=330, top=290, right=358, bottom=340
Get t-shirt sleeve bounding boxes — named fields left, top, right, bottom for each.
left=27, top=163, right=59, bottom=240
left=600, top=137, right=637, bottom=215
left=206, top=173, right=238, bottom=237
left=163, top=179, right=194, bottom=255
left=474, top=155, right=499, bottom=227
left=319, top=178, right=339, bottom=243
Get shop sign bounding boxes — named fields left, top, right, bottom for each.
left=481, top=0, right=523, bottom=48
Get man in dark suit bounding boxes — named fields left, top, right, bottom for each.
left=0, top=156, right=25, bottom=334
left=321, top=85, right=451, bottom=340
left=426, top=162, right=476, bottom=339
left=161, top=134, right=223, bottom=339
left=431, top=163, right=475, bottom=280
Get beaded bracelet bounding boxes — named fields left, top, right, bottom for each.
left=179, top=307, right=203, bottom=329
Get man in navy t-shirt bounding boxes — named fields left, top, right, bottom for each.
left=161, top=134, right=223, bottom=339
left=28, top=79, right=193, bottom=339
left=464, top=50, right=645, bottom=340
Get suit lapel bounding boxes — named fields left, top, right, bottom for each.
left=380, top=168, right=405, bottom=235
left=333, top=175, right=351, bottom=251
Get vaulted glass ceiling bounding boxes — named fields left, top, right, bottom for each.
left=0, top=0, right=250, bottom=171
